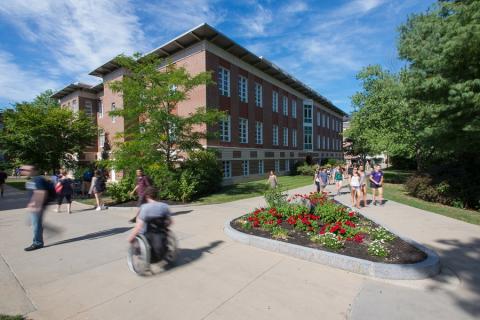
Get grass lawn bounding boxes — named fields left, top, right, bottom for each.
left=0, top=315, right=24, bottom=320
left=5, top=179, right=28, bottom=190
left=383, top=183, right=480, bottom=225
left=195, top=175, right=313, bottom=205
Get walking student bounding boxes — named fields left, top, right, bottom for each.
left=82, top=168, right=93, bottom=198
left=369, top=164, right=384, bottom=205
left=0, top=168, right=7, bottom=197
left=359, top=165, right=368, bottom=207
left=314, top=168, right=321, bottom=192
left=21, top=165, right=48, bottom=251
left=319, top=167, right=328, bottom=193
left=89, top=170, right=106, bottom=211
left=267, top=170, right=278, bottom=189
left=334, top=166, right=343, bottom=195
left=349, top=167, right=361, bottom=209
left=55, top=169, right=74, bottom=214
left=129, top=168, right=152, bottom=223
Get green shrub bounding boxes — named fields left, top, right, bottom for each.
left=182, top=150, right=222, bottom=197
left=179, top=169, right=198, bottom=202
left=314, top=201, right=349, bottom=224
left=107, top=178, right=136, bottom=203
left=370, top=227, right=396, bottom=242
left=264, top=186, right=288, bottom=208
left=368, top=240, right=389, bottom=257
left=311, top=232, right=344, bottom=250
left=296, top=164, right=316, bottom=176
left=146, top=164, right=181, bottom=201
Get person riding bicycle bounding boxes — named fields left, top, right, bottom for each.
left=128, top=186, right=171, bottom=243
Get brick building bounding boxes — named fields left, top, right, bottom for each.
left=52, top=23, right=346, bottom=183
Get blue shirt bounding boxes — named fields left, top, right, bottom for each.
left=319, top=172, right=328, bottom=185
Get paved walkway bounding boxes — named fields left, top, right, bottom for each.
left=0, top=183, right=479, bottom=319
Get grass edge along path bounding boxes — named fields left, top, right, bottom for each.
left=195, top=175, right=314, bottom=205
left=383, top=183, right=480, bottom=226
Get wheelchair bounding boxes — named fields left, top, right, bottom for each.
left=127, top=216, right=177, bottom=276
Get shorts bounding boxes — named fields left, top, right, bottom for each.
left=351, top=185, right=361, bottom=191
left=57, top=194, right=72, bottom=205
left=137, top=195, right=147, bottom=207
left=370, top=183, right=382, bottom=189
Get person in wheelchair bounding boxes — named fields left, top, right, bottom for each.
left=128, top=186, right=172, bottom=263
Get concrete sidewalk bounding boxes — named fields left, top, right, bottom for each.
left=0, top=183, right=479, bottom=319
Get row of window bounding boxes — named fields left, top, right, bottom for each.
left=222, top=159, right=291, bottom=178
left=316, top=112, right=342, bottom=132
left=219, top=67, right=297, bottom=118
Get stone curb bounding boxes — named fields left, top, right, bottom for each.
left=224, top=219, right=440, bottom=280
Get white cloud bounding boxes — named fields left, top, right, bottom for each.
left=333, top=0, right=385, bottom=17
left=281, top=1, right=308, bottom=14
left=0, top=0, right=146, bottom=80
left=141, top=0, right=224, bottom=34
left=0, top=50, right=61, bottom=102
left=238, top=3, right=273, bottom=37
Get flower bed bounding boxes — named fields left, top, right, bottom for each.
left=231, top=192, right=427, bottom=264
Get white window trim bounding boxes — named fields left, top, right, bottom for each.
left=239, top=118, right=248, bottom=144
left=218, top=66, right=231, bottom=97
left=111, top=102, right=116, bottom=123
left=255, top=121, right=263, bottom=145
left=292, top=100, right=297, bottom=118
left=283, top=127, right=288, bottom=146
left=220, top=115, right=231, bottom=142
left=238, top=75, right=248, bottom=103
left=223, top=161, right=232, bottom=178
left=258, top=160, right=264, bottom=175
left=282, top=96, right=288, bottom=116
left=272, top=91, right=278, bottom=112
left=273, top=125, right=279, bottom=146
left=242, top=160, right=249, bottom=176
left=255, top=83, right=263, bottom=107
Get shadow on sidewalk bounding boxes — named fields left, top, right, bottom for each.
left=45, top=227, right=132, bottom=248
left=428, top=237, right=480, bottom=317
left=164, top=240, right=224, bottom=271
left=171, top=210, right=193, bottom=216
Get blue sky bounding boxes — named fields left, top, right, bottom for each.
left=0, top=0, right=436, bottom=113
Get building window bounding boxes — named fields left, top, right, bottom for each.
left=258, top=160, right=264, bottom=175
left=304, top=104, right=312, bottom=123
left=223, top=161, right=231, bottom=178
left=282, top=96, right=288, bottom=116
left=272, top=125, right=279, bottom=146
left=220, top=115, right=231, bottom=142
left=322, top=136, right=326, bottom=149
left=327, top=115, right=330, bottom=129
left=275, top=159, right=280, bottom=173
left=72, top=99, right=78, bottom=113
left=317, top=135, right=321, bottom=150
left=283, top=127, right=288, bottom=146
left=285, top=159, right=290, bottom=172
left=99, top=129, right=105, bottom=148
left=255, top=83, right=262, bottom=107
left=85, top=101, right=93, bottom=117
left=304, top=126, right=313, bottom=150
left=272, top=91, right=278, bottom=112
left=238, top=76, right=248, bottom=102
left=111, top=102, right=116, bottom=123
left=292, top=100, right=297, bottom=118
left=98, top=101, right=103, bottom=118
left=292, top=129, right=297, bottom=147
left=242, top=160, right=249, bottom=176
left=255, top=121, right=263, bottom=144
left=317, top=112, right=321, bottom=126
left=218, top=67, right=230, bottom=97
left=239, top=118, right=248, bottom=144
left=322, top=113, right=326, bottom=127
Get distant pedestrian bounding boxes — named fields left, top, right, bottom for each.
left=267, top=171, right=278, bottom=189
left=369, top=164, right=384, bottom=206
left=21, top=165, right=48, bottom=251
left=81, top=168, right=93, bottom=198
left=129, top=168, right=152, bottom=223
left=349, top=167, right=361, bottom=209
left=55, top=170, right=74, bottom=214
left=334, top=166, right=343, bottom=195
left=359, top=165, right=368, bottom=207
left=319, top=168, right=328, bottom=193
left=89, top=170, right=106, bottom=211
left=314, top=168, right=321, bottom=192
left=0, top=169, right=7, bottom=197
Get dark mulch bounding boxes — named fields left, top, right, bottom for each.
left=231, top=214, right=427, bottom=264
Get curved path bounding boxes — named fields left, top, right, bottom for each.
left=0, top=183, right=479, bottom=319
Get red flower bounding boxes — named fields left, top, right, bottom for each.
left=277, top=219, right=282, bottom=225
left=349, top=212, right=355, bottom=217
left=340, top=228, right=346, bottom=234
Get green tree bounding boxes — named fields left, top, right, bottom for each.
left=108, top=53, right=224, bottom=174
left=398, top=0, right=480, bottom=157
left=346, top=65, right=429, bottom=170
left=0, top=90, right=97, bottom=172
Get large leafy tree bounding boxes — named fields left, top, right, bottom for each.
left=0, top=90, right=97, bottom=172
left=398, top=0, right=480, bottom=157
left=108, top=53, right=224, bottom=173
left=346, top=66, right=429, bottom=169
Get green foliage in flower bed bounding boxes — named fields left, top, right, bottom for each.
left=236, top=192, right=411, bottom=260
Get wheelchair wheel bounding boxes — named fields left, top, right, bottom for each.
left=127, top=234, right=151, bottom=275
left=164, top=231, right=178, bottom=265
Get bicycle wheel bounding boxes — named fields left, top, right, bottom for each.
left=127, top=234, right=151, bottom=275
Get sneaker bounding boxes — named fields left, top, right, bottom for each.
left=54, top=209, right=59, bottom=213
left=373, top=201, right=377, bottom=206
left=24, top=244, right=43, bottom=251
left=95, top=206, right=102, bottom=211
